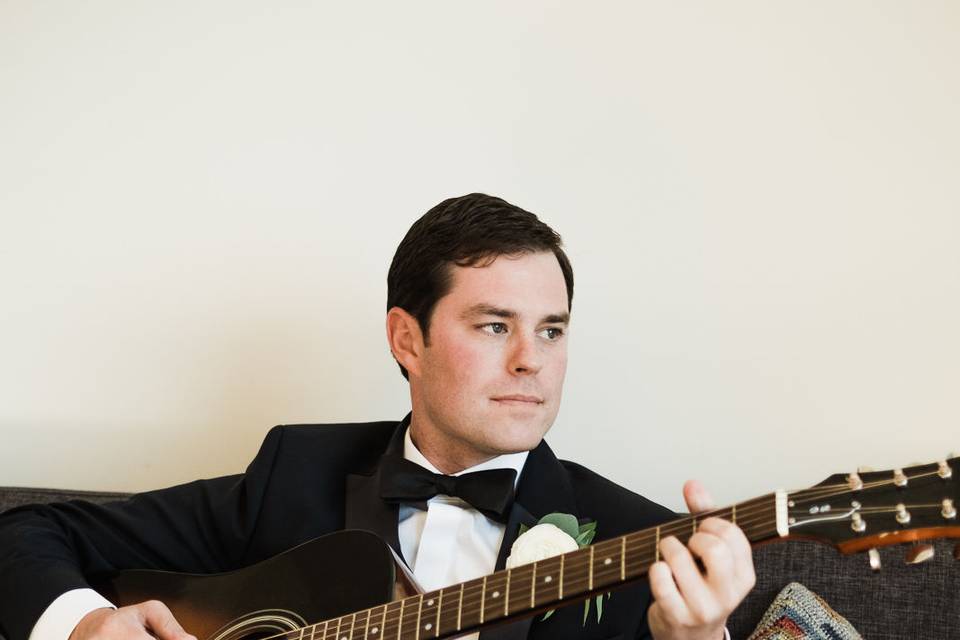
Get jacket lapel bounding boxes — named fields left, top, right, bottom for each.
left=480, top=440, right=580, bottom=640
left=343, top=416, right=409, bottom=563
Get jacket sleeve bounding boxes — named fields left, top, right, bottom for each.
left=0, top=426, right=286, bottom=640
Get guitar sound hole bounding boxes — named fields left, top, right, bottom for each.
left=208, top=609, right=306, bottom=640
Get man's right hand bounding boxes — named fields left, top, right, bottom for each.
left=69, top=602, right=197, bottom=640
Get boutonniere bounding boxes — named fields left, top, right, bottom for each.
left=505, top=513, right=610, bottom=625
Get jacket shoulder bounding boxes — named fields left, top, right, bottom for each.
left=558, top=459, right=677, bottom=535
left=267, top=420, right=399, bottom=474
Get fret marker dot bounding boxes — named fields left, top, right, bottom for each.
left=544, top=576, right=552, bottom=583
left=371, top=628, right=378, bottom=635
left=427, top=599, right=434, bottom=606
left=492, top=590, right=500, bottom=598
left=604, top=558, right=612, bottom=565
left=424, top=623, right=432, bottom=631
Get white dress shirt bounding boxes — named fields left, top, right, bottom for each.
left=398, top=428, right=528, bottom=640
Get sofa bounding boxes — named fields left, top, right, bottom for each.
left=2, top=487, right=958, bottom=639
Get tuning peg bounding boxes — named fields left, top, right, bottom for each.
left=943, top=499, right=957, bottom=520
left=868, top=548, right=881, bottom=571
left=893, top=468, right=908, bottom=487
left=847, top=472, right=863, bottom=491
left=851, top=512, right=866, bottom=533
left=937, top=461, right=953, bottom=479
left=906, top=544, right=935, bottom=564
left=895, top=503, right=911, bottom=525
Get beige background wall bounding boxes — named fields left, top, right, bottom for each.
left=1, top=2, right=957, bottom=511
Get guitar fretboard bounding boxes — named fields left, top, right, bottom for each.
left=299, top=494, right=777, bottom=640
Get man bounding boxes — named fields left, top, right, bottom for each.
left=0, top=194, right=754, bottom=640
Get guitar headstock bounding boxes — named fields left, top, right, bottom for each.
left=785, top=456, right=960, bottom=557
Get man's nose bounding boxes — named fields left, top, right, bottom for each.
left=508, top=334, right=543, bottom=375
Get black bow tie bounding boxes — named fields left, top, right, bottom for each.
left=379, top=455, right=517, bottom=523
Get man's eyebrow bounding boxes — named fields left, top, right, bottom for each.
left=461, top=304, right=570, bottom=325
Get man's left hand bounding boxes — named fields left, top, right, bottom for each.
left=646, top=480, right=756, bottom=640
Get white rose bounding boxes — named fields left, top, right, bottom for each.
left=505, top=523, right=579, bottom=569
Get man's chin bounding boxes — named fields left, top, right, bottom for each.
left=485, top=425, right=551, bottom=455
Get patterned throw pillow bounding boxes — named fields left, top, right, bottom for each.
left=748, top=582, right=863, bottom=640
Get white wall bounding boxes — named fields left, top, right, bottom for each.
left=1, top=1, right=957, bottom=511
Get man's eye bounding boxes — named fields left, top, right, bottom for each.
left=481, top=323, right=508, bottom=335
left=540, top=327, right=564, bottom=340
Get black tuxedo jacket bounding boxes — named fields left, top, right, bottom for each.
left=0, top=418, right=675, bottom=640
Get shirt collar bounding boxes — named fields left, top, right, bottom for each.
left=402, top=425, right=528, bottom=489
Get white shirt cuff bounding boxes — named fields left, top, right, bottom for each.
left=28, top=588, right=116, bottom=640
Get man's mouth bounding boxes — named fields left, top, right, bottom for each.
left=491, top=395, right=543, bottom=404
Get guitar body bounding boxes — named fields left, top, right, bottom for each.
left=94, top=530, right=399, bottom=640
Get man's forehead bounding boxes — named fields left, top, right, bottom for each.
left=442, top=252, right=569, bottom=318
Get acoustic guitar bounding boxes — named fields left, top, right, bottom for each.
left=94, top=457, right=960, bottom=640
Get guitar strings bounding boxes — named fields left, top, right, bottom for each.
left=787, top=469, right=949, bottom=504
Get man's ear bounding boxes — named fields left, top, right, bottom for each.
left=386, top=306, right=425, bottom=378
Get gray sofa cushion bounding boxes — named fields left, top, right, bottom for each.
left=728, top=539, right=959, bottom=639
left=0, top=487, right=130, bottom=513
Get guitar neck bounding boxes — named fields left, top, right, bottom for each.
left=305, top=494, right=780, bottom=640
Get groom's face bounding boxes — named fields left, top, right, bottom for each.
left=413, top=250, right=570, bottom=459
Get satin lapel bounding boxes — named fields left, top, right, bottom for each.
left=480, top=440, right=579, bottom=640
left=343, top=417, right=409, bottom=562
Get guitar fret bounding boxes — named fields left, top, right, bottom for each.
left=350, top=613, right=357, bottom=640
left=655, top=526, right=661, bottom=562
left=588, top=546, right=594, bottom=591
left=299, top=626, right=305, bottom=640
left=559, top=553, right=565, bottom=599
left=435, top=589, right=442, bottom=637
left=504, top=568, right=511, bottom=616
left=530, top=562, right=537, bottom=608
left=364, top=609, right=370, bottom=639
left=620, top=536, right=626, bottom=581
left=380, top=603, right=388, bottom=638
left=397, top=599, right=404, bottom=640
left=457, top=583, right=463, bottom=631
left=480, top=576, right=487, bottom=624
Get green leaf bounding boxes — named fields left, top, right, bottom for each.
left=578, top=521, right=597, bottom=534
left=595, top=594, right=603, bottom=622
left=540, top=609, right=555, bottom=621
left=574, top=530, right=596, bottom=546
left=538, top=513, right=580, bottom=539
left=582, top=600, right=590, bottom=625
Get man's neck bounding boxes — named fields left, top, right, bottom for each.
left=406, top=421, right=495, bottom=474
